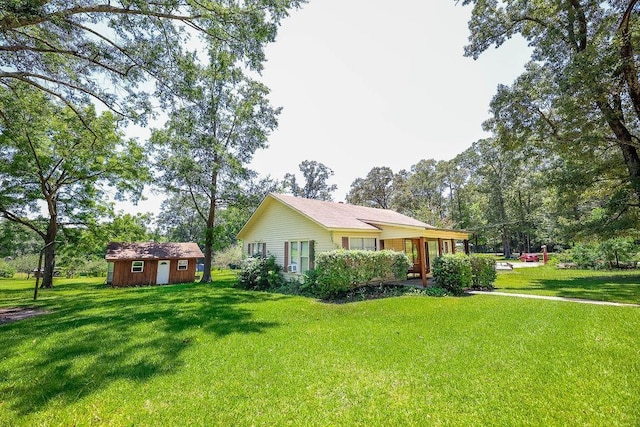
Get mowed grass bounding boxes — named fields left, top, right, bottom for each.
left=495, top=265, right=640, bottom=304
left=1, top=271, right=639, bottom=426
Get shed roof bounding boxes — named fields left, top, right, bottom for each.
left=105, top=242, right=204, bottom=261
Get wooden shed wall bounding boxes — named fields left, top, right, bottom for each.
left=168, top=259, right=197, bottom=284
left=111, top=258, right=198, bottom=287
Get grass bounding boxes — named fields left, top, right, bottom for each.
left=1, top=270, right=639, bottom=425
left=494, top=265, right=640, bottom=304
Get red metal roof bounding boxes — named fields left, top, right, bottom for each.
left=105, top=242, right=204, bottom=261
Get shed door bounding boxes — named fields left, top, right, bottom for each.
left=157, top=260, right=170, bottom=285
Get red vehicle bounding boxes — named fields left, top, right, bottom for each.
left=519, top=253, right=540, bottom=262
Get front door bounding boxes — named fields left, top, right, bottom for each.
left=156, top=260, right=170, bottom=285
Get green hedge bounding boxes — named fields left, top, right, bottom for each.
left=310, top=250, right=411, bottom=298
left=433, top=254, right=497, bottom=293
left=470, top=254, right=497, bottom=289
left=432, top=253, right=472, bottom=295
left=236, top=255, right=285, bottom=291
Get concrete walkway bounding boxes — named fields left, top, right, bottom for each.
left=469, top=291, right=639, bottom=308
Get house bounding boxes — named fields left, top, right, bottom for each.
left=237, top=193, right=470, bottom=286
left=105, top=242, right=204, bottom=287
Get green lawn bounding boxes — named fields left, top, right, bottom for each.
left=1, top=271, right=639, bottom=426
left=495, top=265, right=640, bottom=304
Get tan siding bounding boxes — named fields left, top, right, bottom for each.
left=240, top=200, right=336, bottom=267
left=384, top=239, right=405, bottom=252
left=379, top=226, right=468, bottom=241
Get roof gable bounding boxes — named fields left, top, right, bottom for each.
left=237, top=193, right=437, bottom=239
left=105, top=242, right=204, bottom=261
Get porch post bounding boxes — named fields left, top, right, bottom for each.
left=451, top=239, right=456, bottom=254
left=419, top=237, right=427, bottom=287
left=464, top=239, right=470, bottom=254
left=437, top=238, right=443, bottom=255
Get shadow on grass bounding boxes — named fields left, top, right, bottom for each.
left=501, top=274, right=640, bottom=303
left=0, top=281, right=286, bottom=416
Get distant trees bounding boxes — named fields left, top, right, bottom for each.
left=283, top=160, right=337, bottom=201
left=346, top=167, right=395, bottom=209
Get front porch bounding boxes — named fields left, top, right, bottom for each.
left=381, top=236, right=470, bottom=287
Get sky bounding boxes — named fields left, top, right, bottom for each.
left=127, top=0, right=532, bottom=213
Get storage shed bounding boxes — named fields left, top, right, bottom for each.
left=105, top=242, right=204, bottom=287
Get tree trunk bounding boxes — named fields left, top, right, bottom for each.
left=502, top=226, right=511, bottom=259
left=40, top=219, right=57, bottom=288
left=619, top=143, right=640, bottom=204
left=200, top=168, right=218, bottom=284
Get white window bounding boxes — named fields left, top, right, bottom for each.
left=349, top=237, right=377, bottom=251
left=248, top=242, right=265, bottom=257
left=177, top=259, right=188, bottom=271
left=131, top=261, right=144, bottom=273
left=289, top=240, right=310, bottom=273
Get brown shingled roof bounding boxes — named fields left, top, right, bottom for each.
left=271, top=193, right=435, bottom=230
left=105, top=242, right=204, bottom=261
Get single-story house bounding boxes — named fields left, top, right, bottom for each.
left=237, top=193, right=470, bottom=286
left=105, top=242, right=204, bottom=287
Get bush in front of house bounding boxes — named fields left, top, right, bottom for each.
left=236, top=255, right=285, bottom=291
left=470, top=254, right=497, bottom=290
left=432, top=253, right=472, bottom=295
left=309, top=249, right=411, bottom=298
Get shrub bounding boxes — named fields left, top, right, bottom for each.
left=567, top=243, right=604, bottom=269
left=0, top=259, right=15, bottom=278
left=563, top=239, right=640, bottom=270
left=470, top=254, right=497, bottom=289
left=236, top=255, right=285, bottom=291
left=598, top=238, right=637, bottom=269
left=432, top=253, right=472, bottom=295
left=311, top=250, right=411, bottom=299
left=213, top=244, right=243, bottom=270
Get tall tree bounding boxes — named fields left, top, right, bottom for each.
left=0, top=84, right=148, bottom=287
left=0, top=0, right=304, bottom=122
left=346, top=166, right=395, bottom=209
left=461, top=0, right=640, bottom=232
left=151, top=46, right=280, bottom=283
left=283, top=160, right=337, bottom=200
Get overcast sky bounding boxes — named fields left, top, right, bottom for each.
left=128, top=0, right=531, bottom=213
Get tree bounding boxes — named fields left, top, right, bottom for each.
left=392, top=159, right=449, bottom=227
left=151, top=45, right=280, bottom=283
left=157, top=193, right=206, bottom=245
left=283, top=160, right=337, bottom=200
left=0, top=0, right=304, bottom=122
left=59, top=212, right=153, bottom=267
left=346, top=166, right=395, bottom=209
left=461, top=0, right=640, bottom=233
left=0, top=84, right=148, bottom=288
left=464, top=138, right=520, bottom=258
left=0, top=218, right=40, bottom=257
